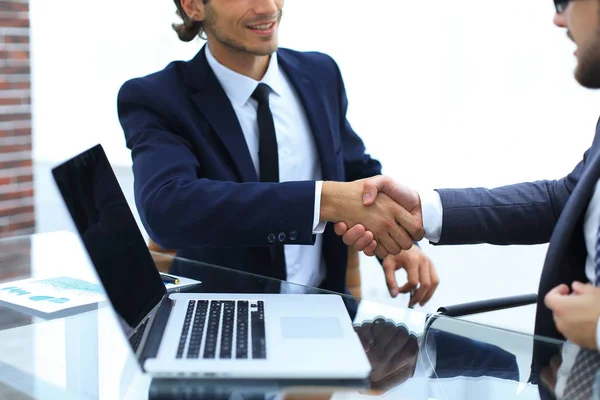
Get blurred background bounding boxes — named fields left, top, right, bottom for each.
left=2, top=0, right=597, bottom=334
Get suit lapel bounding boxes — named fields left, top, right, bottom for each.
left=277, top=51, right=336, bottom=180
left=184, top=46, right=258, bottom=182
left=542, top=150, right=600, bottom=275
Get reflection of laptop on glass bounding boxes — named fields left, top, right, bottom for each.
left=52, top=144, right=371, bottom=380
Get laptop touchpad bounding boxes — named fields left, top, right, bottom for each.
left=280, top=317, right=343, bottom=339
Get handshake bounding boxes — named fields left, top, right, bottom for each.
left=320, top=175, right=423, bottom=259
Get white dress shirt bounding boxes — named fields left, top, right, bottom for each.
left=205, top=45, right=326, bottom=291
left=420, top=183, right=600, bottom=395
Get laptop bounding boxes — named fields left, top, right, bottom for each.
left=51, top=144, right=371, bottom=380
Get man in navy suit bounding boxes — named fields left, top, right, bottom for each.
left=117, top=0, right=438, bottom=310
left=336, top=0, right=600, bottom=389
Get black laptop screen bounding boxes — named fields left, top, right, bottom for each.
left=52, top=144, right=166, bottom=328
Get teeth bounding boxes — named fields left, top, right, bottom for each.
left=249, top=23, right=272, bottom=30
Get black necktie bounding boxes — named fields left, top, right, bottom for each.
left=252, top=83, right=287, bottom=282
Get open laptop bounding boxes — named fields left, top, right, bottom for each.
left=51, top=144, right=371, bottom=380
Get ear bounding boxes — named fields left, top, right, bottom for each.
left=180, top=0, right=206, bottom=22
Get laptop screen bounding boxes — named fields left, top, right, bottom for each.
left=52, top=144, right=166, bottom=329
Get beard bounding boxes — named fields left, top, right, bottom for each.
left=204, top=7, right=282, bottom=57
left=574, top=28, right=600, bottom=88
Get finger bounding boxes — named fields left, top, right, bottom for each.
left=540, top=366, right=557, bottom=392
left=352, top=230, right=375, bottom=252
left=544, top=284, right=570, bottom=309
left=410, top=258, right=431, bottom=308
left=385, top=326, right=411, bottom=355
left=363, top=240, right=378, bottom=257
left=362, top=176, right=391, bottom=206
left=383, top=257, right=400, bottom=298
left=369, top=318, right=391, bottom=343
left=398, top=262, right=419, bottom=295
left=341, top=225, right=366, bottom=246
left=572, top=281, right=592, bottom=295
left=375, top=244, right=389, bottom=260
left=388, top=222, right=415, bottom=252
left=374, top=322, right=399, bottom=351
left=356, top=329, right=371, bottom=351
left=334, top=222, right=349, bottom=236
left=378, top=233, right=401, bottom=256
left=388, top=332, right=418, bottom=366
left=357, top=323, right=374, bottom=350
left=394, top=207, right=424, bottom=242
left=419, top=260, right=439, bottom=305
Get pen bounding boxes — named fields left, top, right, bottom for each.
left=408, top=288, right=416, bottom=309
left=160, top=273, right=180, bottom=285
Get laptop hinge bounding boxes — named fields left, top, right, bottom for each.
left=139, top=296, right=174, bottom=367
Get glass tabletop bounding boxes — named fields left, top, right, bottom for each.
left=0, top=231, right=572, bottom=399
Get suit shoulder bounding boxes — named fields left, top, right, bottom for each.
left=278, top=48, right=339, bottom=72
left=118, top=61, right=187, bottom=102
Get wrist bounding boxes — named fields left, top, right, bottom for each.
left=320, top=181, right=345, bottom=222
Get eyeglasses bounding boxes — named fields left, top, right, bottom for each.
left=554, top=0, right=570, bottom=14
left=554, top=0, right=586, bottom=14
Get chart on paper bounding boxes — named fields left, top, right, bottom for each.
left=0, top=276, right=105, bottom=314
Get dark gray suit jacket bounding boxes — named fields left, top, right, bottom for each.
left=434, top=118, right=600, bottom=379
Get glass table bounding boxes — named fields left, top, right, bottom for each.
left=0, top=231, right=574, bottom=399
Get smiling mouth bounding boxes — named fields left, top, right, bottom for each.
left=247, top=22, right=276, bottom=31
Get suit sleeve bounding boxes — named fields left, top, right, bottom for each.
left=117, top=79, right=316, bottom=250
left=330, top=59, right=382, bottom=181
left=435, top=148, right=589, bottom=245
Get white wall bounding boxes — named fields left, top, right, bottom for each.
left=30, top=0, right=599, bottom=174
left=29, top=0, right=600, bottom=332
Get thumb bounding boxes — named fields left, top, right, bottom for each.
left=572, top=281, right=593, bottom=295
left=544, top=284, right=570, bottom=309
left=363, top=175, right=391, bottom=206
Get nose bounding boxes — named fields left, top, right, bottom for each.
left=553, top=11, right=567, bottom=28
left=251, top=0, right=278, bottom=15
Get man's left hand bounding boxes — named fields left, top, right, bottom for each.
left=544, top=282, right=600, bottom=350
left=382, top=246, right=439, bottom=308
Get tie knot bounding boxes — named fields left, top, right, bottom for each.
left=252, top=83, right=271, bottom=105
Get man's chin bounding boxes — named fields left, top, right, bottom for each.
left=575, top=65, right=600, bottom=89
left=248, top=42, right=278, bottom=57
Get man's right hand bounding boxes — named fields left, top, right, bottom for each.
left=320, top=179, right=421, bottom=258
left=333, top=176, right=424, bottom=257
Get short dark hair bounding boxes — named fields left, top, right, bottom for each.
left=171, top=0, right=209, bottom=42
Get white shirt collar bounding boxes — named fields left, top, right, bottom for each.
left=205, top=44, right=283, bottom=108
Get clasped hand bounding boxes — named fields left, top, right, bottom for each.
left=326, top=176, right=423, bottom=258
left=325, top=176, right=438, bottom=306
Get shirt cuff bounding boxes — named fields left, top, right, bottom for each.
left=596, top=317, right=600, bottom=351
left=420, top=190, right=443, bottom=243
left=313, top=181, right=326, bottom=234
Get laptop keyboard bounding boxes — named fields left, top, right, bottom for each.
left=176, top=300, right=266, bottom=360
left=129, top=317, right=149, bottom=352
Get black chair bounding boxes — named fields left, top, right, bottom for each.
left=425, top=293, right=538, bottom=333
left=437, top=293, right=538, bottom=318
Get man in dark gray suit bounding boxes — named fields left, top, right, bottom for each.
left=333, top=0, right=600, bottom=390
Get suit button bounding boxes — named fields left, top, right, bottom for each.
left=268, top=233, right=276, bottom=243
left=289, top=230, right=298, bottom=241
left=278, top=232, right=286, bottom=242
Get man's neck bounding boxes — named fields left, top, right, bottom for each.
left=208, top=41, right=271, bottom=81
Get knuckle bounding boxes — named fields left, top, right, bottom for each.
left=401, top=238, right=413, bottom=250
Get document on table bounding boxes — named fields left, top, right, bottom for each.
left=0, top=276, right=105, bottom=316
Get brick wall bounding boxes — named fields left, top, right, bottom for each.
left=0, top=0, right=33, bottom=238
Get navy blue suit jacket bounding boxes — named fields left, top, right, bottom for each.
left=434, top=119, right=600, bottom=379
left=117, top=45, right=381, bottom=303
